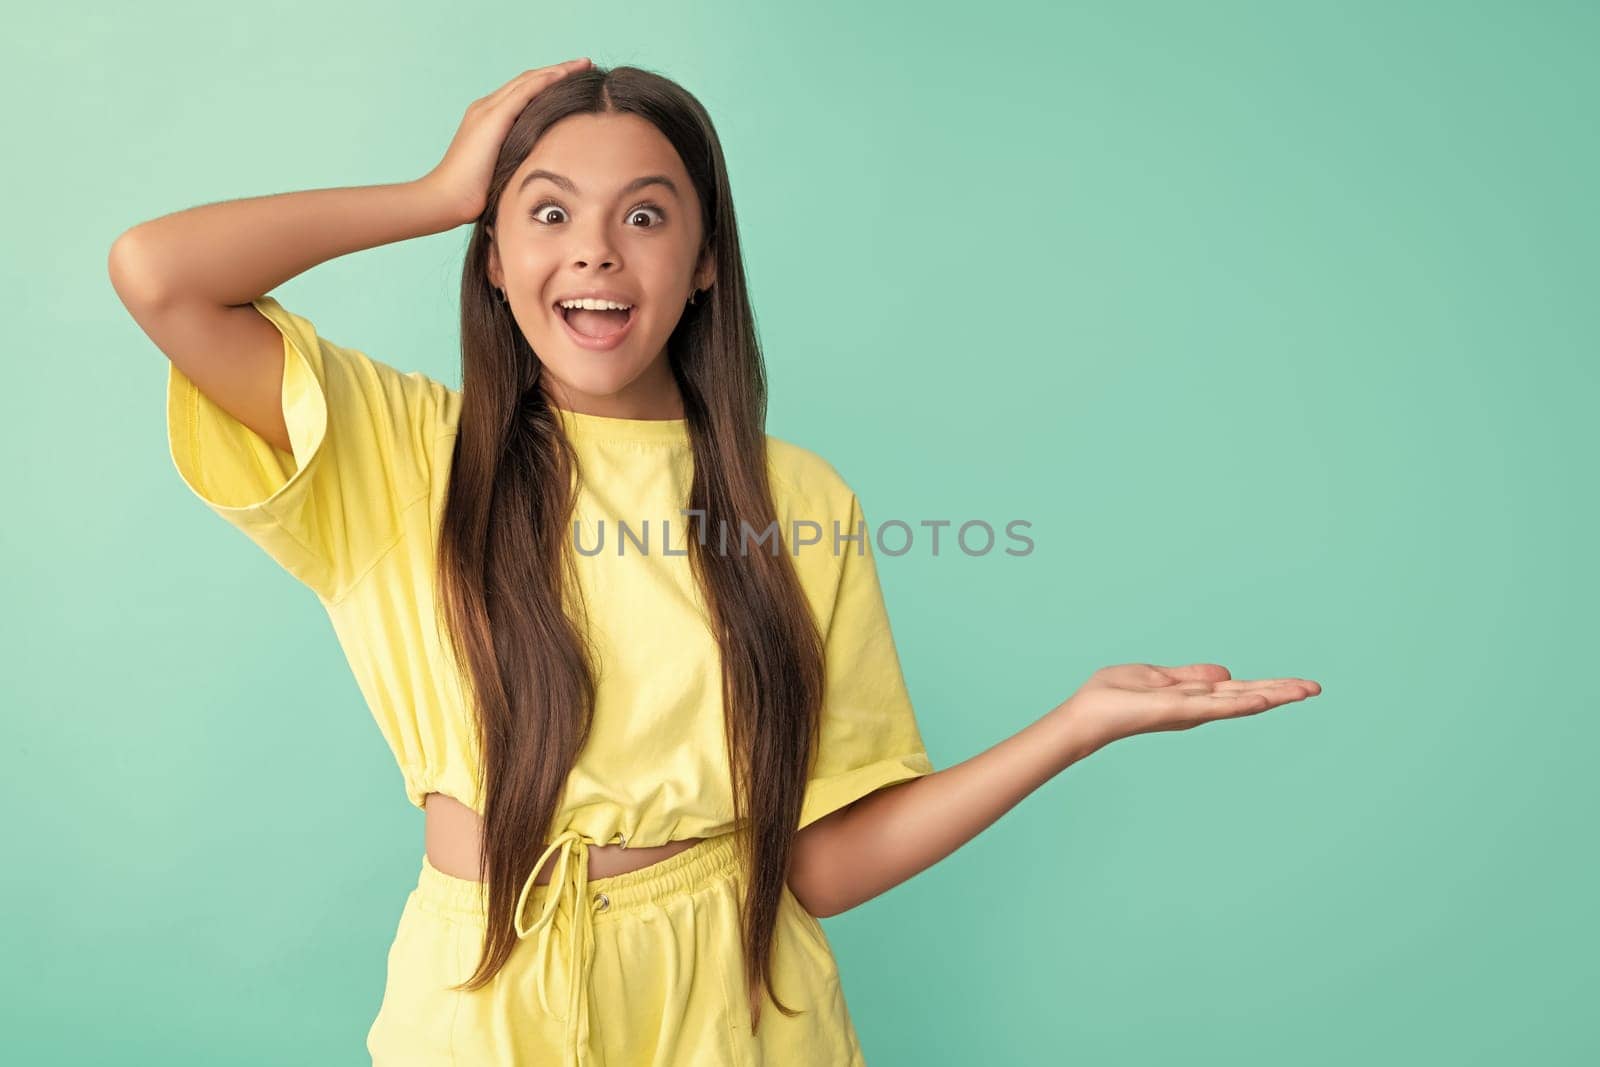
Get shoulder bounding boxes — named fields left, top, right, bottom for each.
left=255, top=295, right=462, bottom=441
left=764, top=433, right=856, bottom=512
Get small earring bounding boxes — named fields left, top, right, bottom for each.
left=688, top=288, right=701, bottom=306
left=495, top=288, right=508, bottom=305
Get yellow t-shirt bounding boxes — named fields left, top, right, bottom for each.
left=165, top=296, right=934, bottom=845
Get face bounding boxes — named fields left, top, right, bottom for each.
left=486, top=112, right=715, bottom=419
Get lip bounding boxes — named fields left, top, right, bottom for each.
left=555, top=302, right=639, bottom=351
left=553, top=288, right=638, bottom=306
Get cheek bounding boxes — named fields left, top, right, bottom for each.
left=499, top=241, right=560, bottom=282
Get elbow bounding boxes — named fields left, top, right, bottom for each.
left=786, top=858, right=843, bottom=920
left=788, top=802, right=860, bottom=919
left=787, top=872, right=820, bottom=918
left=108, top=228, right=172, bottom=311
left=811, top=898, right=847, bottom=920
left=790, top=881, right=842, bottom=920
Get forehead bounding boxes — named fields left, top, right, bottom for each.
left=512, top=112, right=690, bottom=196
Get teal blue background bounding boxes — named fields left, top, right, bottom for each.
left=6, top=0, right=1596, bottom=1062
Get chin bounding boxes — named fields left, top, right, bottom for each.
left=536, top=358, right=649, bottom=400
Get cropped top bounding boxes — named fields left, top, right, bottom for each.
left=164, top=295, right=936, bottom=848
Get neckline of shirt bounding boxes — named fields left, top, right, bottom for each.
left=551, top=403, right=690, bottom=445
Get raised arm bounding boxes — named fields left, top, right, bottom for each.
left=105, top=60, right=593, bottom=451
left=106, top=181, right=463, bottom=452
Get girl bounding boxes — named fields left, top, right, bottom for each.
left=109, top=60, right=1322, bottom=1066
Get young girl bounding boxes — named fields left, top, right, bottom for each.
left=110, top=60, right=1321, bottom=1066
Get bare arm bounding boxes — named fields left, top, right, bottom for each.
left=106, top=181, right=464, bottom=453
left=788, top=664, right=1322, bottom=918
left=107, top=181, right=465, bottom=310
left=788, top=702, right=1105, bottom=918
left=106, top=63, right=592, bottom=312
left=107, top=62, right=591, bottom=454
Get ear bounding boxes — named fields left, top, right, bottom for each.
left=694, top=246, right=717, bottom=294
left=485, top=227, right=503, bottom=289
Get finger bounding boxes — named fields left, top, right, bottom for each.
left=1194, top=690, right=1283, bottom=718
left=1225, top=684, right=1315, bottom=709
left=1162, top=678, right=1319, bottom=703
left=487, top=60, right=591, bottom=106
left=1215, top=678, right=1322, bottom=698
left=483, top=68, right=548, bottom=103
left=1152, top=663, right=1233, bottom=683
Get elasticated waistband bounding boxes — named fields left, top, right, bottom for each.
left=412, top=829, right=743, bottom=926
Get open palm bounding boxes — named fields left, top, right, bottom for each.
left=1063, top=662, right=1322, bottom=748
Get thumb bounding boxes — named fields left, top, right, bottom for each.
left=1148, top=663, right=1232, bottom=684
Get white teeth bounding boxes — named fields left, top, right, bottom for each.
left=557, top=298, right=633, bottom=311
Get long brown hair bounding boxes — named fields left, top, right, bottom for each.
left=433, top=64, right=827, bottom=1034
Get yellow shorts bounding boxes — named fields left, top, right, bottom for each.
left=366, top=828, right=867, bottom=1065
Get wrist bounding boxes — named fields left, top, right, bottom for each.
left=1043, top=699, right=1114, bottom=770
left=409, top=176, right=479, bottom=231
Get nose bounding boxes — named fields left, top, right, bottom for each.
left=568, top=219, right=621, bottom=271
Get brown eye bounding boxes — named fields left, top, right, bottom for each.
left=528, top=200, right=667, bottom=227
left=529, top=201, right=566, bottom=224
left=629, top=203, right=667, bottom=228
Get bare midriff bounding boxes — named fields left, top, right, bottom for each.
left=424, top=791, right=702, bottom=885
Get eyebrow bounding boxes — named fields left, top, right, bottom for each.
left=517, top=169, right=681, bottom=200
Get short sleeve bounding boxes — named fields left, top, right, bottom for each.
left=797, top=491, right=935, bottom=831
left=165, top=295, right=445, bottom=602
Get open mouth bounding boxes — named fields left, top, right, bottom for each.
left=554, top=303, right=638, bottom=349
